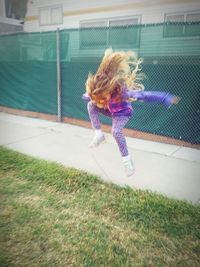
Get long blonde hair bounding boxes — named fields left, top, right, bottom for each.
left=86, top=48, right=144, bottom=108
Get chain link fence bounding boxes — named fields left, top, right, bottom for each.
left=0, top=22, right=200, bottom=144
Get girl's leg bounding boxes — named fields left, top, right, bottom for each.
left=87, top=101, right=101, bottom=130
left=112, top=116, right=135, bottom=176
left=87, top=101, right=110, bottom=147
left=112, top=116, right=130, bottom=157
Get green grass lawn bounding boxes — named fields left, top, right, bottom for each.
left=0, top=147, right=199, bottom=267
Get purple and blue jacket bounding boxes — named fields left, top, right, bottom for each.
left=82, top=87, right=174, bottom=116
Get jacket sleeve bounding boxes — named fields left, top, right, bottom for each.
left=82, top=93, right=91, bottom=102
left=127, top=90, right=174, bottom=108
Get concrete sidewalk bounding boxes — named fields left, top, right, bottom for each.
left=0, top=112, right=200, bottom=204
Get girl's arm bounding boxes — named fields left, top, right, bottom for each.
left=126, top=90, right=180, bottom=108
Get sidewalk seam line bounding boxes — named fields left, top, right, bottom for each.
left=2, top=132, right=53, bottom=147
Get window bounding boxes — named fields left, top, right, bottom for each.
left=185, top=13, right=200, bottom=36
left=39, top=5, right=62, bottom=26
left=164, top=12, right=200, bottom=38
left=5, top=0, right=28, bottom=20
left=109, top=18, right=140, bottom=47
left=80, top=20, right=107, bottom=48
left=80, top=16, right=141, bottom=49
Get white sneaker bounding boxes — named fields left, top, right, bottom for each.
left=89, top=134, right=106, bottom=148
left=123, top=158, right=135, bottom=176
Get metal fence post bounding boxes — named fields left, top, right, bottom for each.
left=56, top=28, right=62, bottom=122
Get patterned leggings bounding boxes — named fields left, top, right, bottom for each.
left=87, top=101, right=130, bottom=157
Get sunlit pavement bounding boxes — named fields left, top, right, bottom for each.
left=0, top=112, right=200, bottom=204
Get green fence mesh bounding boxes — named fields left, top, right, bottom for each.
left=0, top=22, right=200, bottom=144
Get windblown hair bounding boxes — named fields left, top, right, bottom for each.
left=85, top=48, right=144, bottom=108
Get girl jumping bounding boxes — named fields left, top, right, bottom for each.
left=83, top=49, right=180, bottom=176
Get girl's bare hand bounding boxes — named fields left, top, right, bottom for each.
left=171, top=96, right=181, bottom=105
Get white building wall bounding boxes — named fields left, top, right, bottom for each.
left=21, top=0, right=200, bottom=61
left=24, top=0, right=200, bottom=32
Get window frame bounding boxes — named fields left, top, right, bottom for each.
left=164, top=11, right=200, bottom=38
left=39, top=5, right=63, bottom=26
left=79, top=15, right=141, bottom=50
